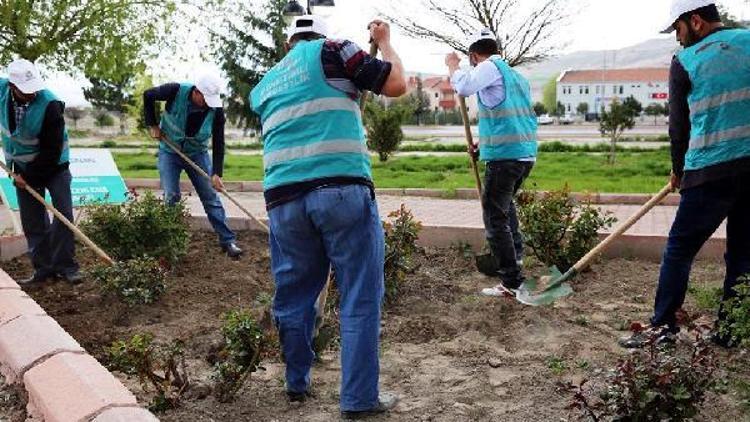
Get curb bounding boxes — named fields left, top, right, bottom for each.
left=0, top=269, right=158, bottom=422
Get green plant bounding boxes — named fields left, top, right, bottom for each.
left=91, top=256, right=167, bottom=305
left=565, top=332, right=716, bottom=421
left=518, top=187, right=616, bottom=272
left=365, top=100, right=412, bottom=162
left=101, top=139, right=118, bottom=148
left=688, top=285, right=723, bottom=311
left=382, top=204, right=422, bottom=301
left=547, top=356, right=568, bottom=375
left=94, top=111, right=116, bottom=127
left=719, top=275, right=750, bottom=347
left=599, top=98, right=638, bottom=164
left=81, top=190, right=190, bottom=266
left=108, top=333, right=188, bottom=412
left=212, top=310, right=266, bottom=402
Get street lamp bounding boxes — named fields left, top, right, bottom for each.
left=282, top=0, right=335, bottom=24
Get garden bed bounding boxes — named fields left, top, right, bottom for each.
left=2, top=229, right=748, bottom=421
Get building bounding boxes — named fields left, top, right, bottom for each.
left=404, top=75, right=478, bottom=120
left=556, top=68, right=670, bottom=115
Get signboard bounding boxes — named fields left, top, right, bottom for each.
left=0, top=149, right=129, bottom=211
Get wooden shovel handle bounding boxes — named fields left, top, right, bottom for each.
left=0, top=161, right=115, bottom=265
left=458, top=96, right=482, bottom=197
left=572, top=183, right=674, bottom=272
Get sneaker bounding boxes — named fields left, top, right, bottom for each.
left=18, top=272, right=52, bottom=287
left=287, top=390, right=314, bottom=403
left=618, top=326, right=677, bottom=349
left=341, top=392, right=399, bottom=420
left=221, top=243, right=243, bottom=259
left=481, top=285, right=514, bottom=297
left=710, top=331, right=735, bottom=349
left=58, top=272, right=83, bottom=285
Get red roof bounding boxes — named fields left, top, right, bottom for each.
left=559, top=68, right=669, bottom=83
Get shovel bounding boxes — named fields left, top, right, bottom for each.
left=520, top=183, right=674, bottom=306
left=0, top=161, right=116, bottom=265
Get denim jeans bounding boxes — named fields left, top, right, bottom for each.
left=651, top=173, right=750, bottom=330
left=16, top=168, right=79, bottom=276
left=268, top=184, right=384, bottom=412
left=482, top=160, right=534, bottom=288
left=158, top=150, right=236, bottom=246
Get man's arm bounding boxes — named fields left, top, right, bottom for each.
left=370, top=20, right=406, bottom=97
left=668, top=56, right=691, bottom=188
left=22, top=101, right=65, bottom=187
left=143, top=83, right=181, bottom=131
left=211, top=108, right=226, bottom=178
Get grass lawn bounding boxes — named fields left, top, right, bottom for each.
left=114, top=149, right=672, bottom=194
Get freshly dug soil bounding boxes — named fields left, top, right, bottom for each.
left=1, top=230, right=748, bottom=421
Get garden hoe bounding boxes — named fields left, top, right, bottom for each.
left=519, top=183, right=674, bottom=306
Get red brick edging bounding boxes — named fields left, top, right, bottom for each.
left=0, top=269, right=158, bottom=422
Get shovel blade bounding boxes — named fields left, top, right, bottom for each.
left=520, top=282, right=574, bottom=306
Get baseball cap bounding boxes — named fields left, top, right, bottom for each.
left=7, top=59, right=44, bottom=94
left=287, top=15, right=329, bottom=40
left=661, top=0, right=716, bottom=33
left=195, top=73, right=223, bottom=108
left=466, top=28, right=496, bottom=50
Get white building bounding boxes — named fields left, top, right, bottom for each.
left=556, top=68, right=670, bottom=115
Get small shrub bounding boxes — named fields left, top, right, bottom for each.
left=382, top=204, right=422, bottom=301
left=565, top=332, right=716, bottom=421
left=719, top=275, right=750, bottom=347
left=688, top=285, right=723, bottom=312
left=547, top=356, right=568, bottom=376
left=94, top=111, right=116, bottom=127
left=91, top=256, right=167, bottom=305
left=518, top=187, right=616, bottom=272
left=81, top=191, right=190, bottom=266
left=108, top=333, right=189, bottom=412
left=212, top=310, right=266, bottom=402
left=100, top=139, right=118, bottom=148
left=365, top=100, right=411, bottom=162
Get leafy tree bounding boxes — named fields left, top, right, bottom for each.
left=84, top=63, right=143, bottom=135
left=364, top=100, right=413, bottom=162
left=542, top=77, right=557, bottom=115
left=210, top=0, right=287, bottom=132
left=94, top=111, right=116, bottom=128
left=622, top=95, right=643, bottom=116
left=0, top=1, right=174, bottom=80
left=409, top=77, right=432, bottom=125
left=64, top=107, right=87, bottom=130
left=555, top=101, right=566, bottom=117
left=128, top=70, right=158, bottom=133
left=599, top=98, right=637, bottom=164
left=533, top=102, right=547, bottom=116
left=383, top=0, right=572, bottom=66
left=644, top=103, right=666, bottom=125
left=576, top=102, right=589, bottom=116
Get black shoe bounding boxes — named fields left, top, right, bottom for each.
left=341, top=393, right=399, bottom=420
left=618, top=326, right=677, bottom=349
left=710, top=331, right=735, bottom=349
left=287, top=390, right=314, bottom=403
left=222, top=243, right=243, bottom=259
left=59, top=272, right=83, bottom=285
left=18, top=272, right=51, bottom=287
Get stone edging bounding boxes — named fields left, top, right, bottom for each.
left=0, top=269, right=158, bottom=422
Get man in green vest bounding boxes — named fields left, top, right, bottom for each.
left=250, top=16, right=406, bottom=418
left=620, top=1, right=750, bottom=348
left=144, top=73, right=242, bottom=258
left=1, top=59, right=80, bottom=286
left=445, top=29, right=538, bottom=301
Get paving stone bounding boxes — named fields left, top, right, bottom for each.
left=0, top=289, right=46, bottom=327
left=0, top=269, right=20, bottom=289
left=91, top=406, right=159, bottom=422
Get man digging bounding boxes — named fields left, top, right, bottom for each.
left=144, top=73, right=243, bottom=259
left=445, top=29, right=538, bottom=300
left=250, top=15, right=406, bottom=419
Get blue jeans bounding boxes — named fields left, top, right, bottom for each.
left=268, top=184, right=384, bottom=412
left=651, top=173, right=750, bottom=329
left=158, top=150, right=236, bottom=246
left=16, top=168, right=79, bottom=276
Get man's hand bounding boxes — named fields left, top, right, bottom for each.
left=670, top=171, right=681, bottom=192
left=445, top=52, right=461, bottom=72
left=468, top=143, right=479, bottom=162
left=149, top=126, right=163, bottom=141
left=211, top=174, right=225, bottom=191
left=368, top=20, right=391, bottom=47
left=12, top=173, right=27, bottom=189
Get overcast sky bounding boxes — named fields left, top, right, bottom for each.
left=47, top=0, right=750, bottom=106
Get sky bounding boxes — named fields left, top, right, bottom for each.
left=43, top=0, right=750, bottom=106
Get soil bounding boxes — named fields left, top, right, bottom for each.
left=1, top=230, right=748, bottom=421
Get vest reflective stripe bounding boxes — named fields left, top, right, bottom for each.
left=263, top=97, right=361, bottom=133
left=250, top=39, right=371, bottom=190
left=677, top=29, right=750, bottom=171
left=159, top=83, right=215, bottom=155
left=264, top=139, right=369, bottom=168
left=476, top=56, right=538, bottom=162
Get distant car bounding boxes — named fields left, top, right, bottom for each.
left=537, top=114, right=554, bottom=125
left=558, top=114, right=575, bottom=125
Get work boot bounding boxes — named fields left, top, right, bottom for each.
left=287, top=390, right=314, bottom=403
left=340, top=392, right=399, bottom=420
left=222, top=243, right=243, bottom=259
left=59, top=271, right=83, bottom=285
left=618, top=326, right=677, bottom=349
left=18, top=271, right=52, bottom=287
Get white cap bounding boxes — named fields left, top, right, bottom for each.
left=466, top=28, right=496, bottom=50
left=661, top=0, right=715, bottom=33
left=195, top=73, right=223, bottom=108
left=7, top=59, right=44, bottom=94
left=287, top=15, right=329, bottom=40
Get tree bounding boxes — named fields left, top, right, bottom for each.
left=127, top=70, right=157, bottom=133
left=542, top=76, right=557, bottom=115
left=409, top=77, right=432, bottom=125
left=0, top=1, right=174, bottom=80
left=364, top=100, right=413, bottom=162
left=94, top=111, right=116, bottom=128
left=383, top=0, right=571, bottom=67
left=210, top=0, right=287, bottom=132
left=622, top=95, right=643, bottom=116
left=720, top=6, right=747, bottom=27
left=555, top=101, right=566, bottom=117
left=576, top=102, right=589, bottom=116
left=599, top=99, right=637, bottom=164
left=644, top=103, right=666, bottom=125
left=533, top=102, right=547, bottom=116
left=84, top=64, right=142, bottom=135
left=64, top=107, right=87, bottom=130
